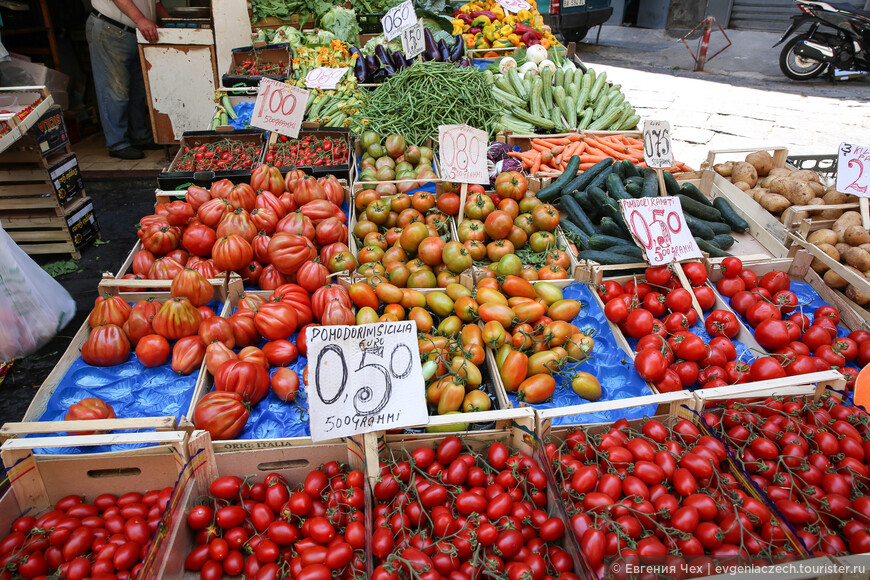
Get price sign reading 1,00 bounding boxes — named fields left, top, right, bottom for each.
left=257, top=83, right=297, bottom=117
left=250, top=78, right=309, bottom=139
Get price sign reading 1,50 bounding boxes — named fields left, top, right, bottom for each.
left=382, top=0, right=416, bottom=41
left=250, top=78, right=309, bottom=139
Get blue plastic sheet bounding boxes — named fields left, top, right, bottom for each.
left=504, top=283, right=657, bottom=425
left=32, top=300, right=223, bottom=454
left=229, top=102, right=254, bottom=130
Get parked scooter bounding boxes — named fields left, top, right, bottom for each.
left=775, top=0, right=870, bottom=80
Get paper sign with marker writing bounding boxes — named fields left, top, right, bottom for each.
left=619, top=197, right=702, bottom=265
left=304, top=67, right=348, bottom=90
left=837, top=142, right=870, bottom=198
left=306, top=321, right=428, bottom=442
left=643, top=120, right=674, bottom=169
left=499, top=0, right=532, bottom=13
left=401, top=20, right=425, bottom=59
left=250, top=78, right=309, bottom=139
left=439, top=124, right=489, bottom=185
left=382, top=0, right=416, bottom=41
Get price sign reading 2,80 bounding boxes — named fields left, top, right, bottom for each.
left=250, top=78, right=309, bottom=138
left=438, top=124, right=489, bottom=185
left=619, top=197, right=702, bottom=266
left=305, top=321, right=428, bottom=442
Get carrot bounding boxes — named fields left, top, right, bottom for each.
left=530, top=151, right=542, bottom=175
left=566, top=133, right=582, bottom=142
left=580, top=154, right=609, bottom=164
left=587, top=139, right=632, bottom=160
left=537, top=137, right=570, bottom=148
left=531, top=142, right=551, bottom=153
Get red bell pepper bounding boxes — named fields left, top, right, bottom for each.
left=515, top=23, right=539, bottom=36
left=522, top=31, right=541, bottom=46
left=470, top=10, right=498, bottom=21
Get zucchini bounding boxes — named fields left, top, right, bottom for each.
left=576, top=73, right=592, bottom=110
left=683, top=214, right=716, bottom=240
left=622, top=160, right=640, bottom=178
left=492, top=87, right=526, bottom=108
left=554, top=67, right=564, bottom=88
left=579, top=250, right=635, bottom=265
left=577, top=108, right=593, bottom=130
left=679, top=183, right=713, bottom=207
left=605, top=174, right=632, bottom=201
left=588, top=70, right=607, bottom=102
left=696, top=237, right=732, bottom=257
left=641, top=170, right=659, bottom=197
left=676, top=195, right=723, bottom=222
left=530, top=77, right=543, bottom=118
left=564, top=96, right=577, bottom=130
left=711, top=234, right=736, bottom=250
left=614, top=103, right=633, bottom=129
left=592, top=88, right=612, bottom=119
left=587, top=186, right=610, bottom=207
left=510, top=106, right=555, bottom=130
left=550, top=106, right=566, bottom=132
left=536, top=155, right=581, bottom=202
left=625, top=182, right=643, bottom=198
left=620, top=114, right=641, bottom=130
left=495, top=76, right=517, bottom=98
left=561, top=196, right=598, bottom=236
left=662, top=170, right=681, bottom=196
left=523, top=76, right=533, bottom=100
left=553, top=85, right=566, bottom=113
left=564, top=68, right=575, bottom=87
left=608, top=245, right=644, bottom=259
left=507, top=68, right=527, bottom=100
left=588, top=234, right=632, bottom=251
left=541, top=67, right=554, bottom=109
left=713, top=197, right=750, bottom=234
left=588, top=106, right=622, bottom=131
left=600, top=217, right=631, bottom=240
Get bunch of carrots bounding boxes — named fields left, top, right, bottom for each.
left=508, top=134, right=693, bottom=176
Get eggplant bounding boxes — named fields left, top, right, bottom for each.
left=382, top=61, right=396, bottom=76
left=375, top=45, right=394, bottom=69
left=350, top=47, right=367, bottom=82
left=424, top=28, right=440, bottom=62
left=392, top=52, right=409, bottom=71
left=449, top=35, right=465, bottom=62
left=437, top=39, right=450, bottom=63
left=372, top=68, right=389, bottom=83
left=365, top=55, right=379, bottom=77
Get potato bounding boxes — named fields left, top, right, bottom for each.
left=807, top=228, right=837, bottom=246
left=745, top=151, right=774, bottom=177
left=844, top=247, right=870, bottom=271
left=713, top=162, right=733, bottom=177
left=769, top=168, right=791, bottom=178
left=810, top=243, right=839, bottom=273
left=731, top=162, right=758, bottom=188
left=834, top=211, right=863, bottom=241
left=824, top=268, right=849, bottom=289
left=847, top=285, right=870, bottom=306
left=845, top=225, right=870, bottom=246
left=860, top=243, right=870, bottom=254
left=769, top=177, right=815, bottom=206
left=822, top=189, right=847, bottom=205
left=808, top=182, right=827, bottom=197
left=759, top=193, right=791, bottom=213
left=810, top=257, right=830, bottom=274
left=836, top=242, right=852, bottom=256
left=791, top=169, right=821, bottom=183
left=807, top=198, right=825, bottom=212
left=752, top=188, right=770, bottom=203
left=820, top=207, right=846, bottom=221
left=733, top=181, right=751, bottom=192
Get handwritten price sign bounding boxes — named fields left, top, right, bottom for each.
left=643, top=120, right=674, bottom=170
left=306, top=321, right=428, bottom=442
left=499, top=0, right=532, bottom=14
left=619, top=197, right=702, bottom=265
left=304, top=67, right=349, bottom=90
left=250, top=78, right=309, bottom=139
left=837, top=142, right=870, bottom=197
left=382, top=0, right=416, bottom=41
left=401, top=20, right=425, bottom=59
left=439, top=124, right=488, bottom=185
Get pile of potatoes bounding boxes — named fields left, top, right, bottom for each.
left=710, top=151, right=856, bottom=225
left=807, top=213, right=870, bottom=306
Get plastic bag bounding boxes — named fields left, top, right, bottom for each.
left=0, top=220, right=76, bottom=361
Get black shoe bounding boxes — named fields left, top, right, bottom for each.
left=131, top=140, right=163, bottom=150
left=109, top=146, right=145, bottom=160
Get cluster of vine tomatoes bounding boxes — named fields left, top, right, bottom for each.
left=0, top=488, right=173, bottom=579
left=184, top=464, right=365, bottom=580
left=547, top=416, right=805, bottom=579
left=265, top=135, right=350, bottom=168
left=124, top=164, right=355, bottom=292
left=173, top=140, right=261, bottom=172
left=715, top=257, right=862, bottom=391
left=702, top=394, right=870, bottom=556
left=371, top=436, right=580, bottom=580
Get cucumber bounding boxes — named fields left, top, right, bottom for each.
left=600, top=217, right=631, bottom=240
left=676, top=195, right=723, bottom=222
left=587, top=186, right=610, bottom=207
left=612, top=160, right=624, bottom=181
left=679, top=183, right=714, bottom=207
left=622, top=160, right=640, bottom=178
left=662, top=171, right=681, bottom=196
left=705, top=219, right=732, bottom=235
left=561, top=196, right=598, bottom=236
left=601, top=199, right=621, bottom=221
left=536, top=155, right=581, bottom=202
left=588, top=234, right=632, bottom=251
left=589, top=70, right=607, bottom=102
left=711, top=234, right=736, bottom=250
left=563, top=158, right=610, bottom=196
left=605, top=174, right=632, bottom=201
left=577, top=108, right=593, bottom=130
left=625, top=176, right=644, bottom=186
left=574, top=191, right=601, bottom=221
left=507, top=68, right=527, bottom=100
left=560, top=219, right=590, bottom=250
left=541, top=67, right=554, bottom=109
left=641, top=170, right=659, bottom=197
left=696, top=237, right=732, bottom=257
left=625, top=182, right=643, bottom=198
left=683, top=214, right=716, bottom=240
left=579, top=250, right=635, bottom=265
left=587, top=165, right=614, bottom=191
left=608, top=245, right=644, bottom=259
left=713, top=197, right=750, bottom=234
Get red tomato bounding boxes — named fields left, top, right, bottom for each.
left=720, top=257, right=743, bottom=277
left=716, top=276, right=745, bottom=298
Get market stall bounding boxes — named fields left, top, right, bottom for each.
left=2, top=1, right=870, bottom=579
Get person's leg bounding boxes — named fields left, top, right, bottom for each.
left=85, top=15, right=137, bottom=154
left=125, top=34, right=153, bottom=145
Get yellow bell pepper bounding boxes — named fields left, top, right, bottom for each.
left=516, top=10, right=531, bottom=22
left=474, top=36, right=490, bottom=50
left=472, top=15, right=491, bottom=27
left=492, top=39, right=513, bottom=49
left=507, top=33, right=522, bottom=46
left=464, top=34, right=476, bottom=47
left=499, top=25, right=513, bottom=37
left=532, top=14, right=544, bottom=27
left=452, top=20, right=466, bottom=35
left=490, top=5, right=505, bottom=19
left=482, top=24, right=498, bottom=43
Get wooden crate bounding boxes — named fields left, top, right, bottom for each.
left=17, top=281, right=241, bottom=432
left=1, top=194, right=99, bottom=260
left=0, top=86, right=53, bottom=155
left=152, top=431, right=364, bottom=578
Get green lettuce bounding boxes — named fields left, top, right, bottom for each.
left=319, top=7, right=362, bottom=44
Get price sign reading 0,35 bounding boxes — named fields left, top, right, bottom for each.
left=619, top=197, right=702, bottom=265
left=250, top=78, right=309, bottom=139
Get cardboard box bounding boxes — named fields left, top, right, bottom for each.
left=32, top=105, right=69, bottom=156
left=48, top=153, right=84, bottom=207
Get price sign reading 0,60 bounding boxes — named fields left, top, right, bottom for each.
left=250, top=78, right=309, bottom=138
left=438, top=124, right=489, bottom=185
left=382, top=0, right=416, bottom=41
left=619, top=197, right=702, bottom=265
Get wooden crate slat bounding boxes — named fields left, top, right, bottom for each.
left=0, top=183, right=54, bottom=196
left=6, top=229, right=70, bottom=242
left=0, top=195, right=63, bottom=211
left=0, top=168, right=50, bottom=182
left=14, top=241, right=76, bottom=254
left=0, top=213, right=66, bottom=228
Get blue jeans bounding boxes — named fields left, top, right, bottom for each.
left=85, top=15, right=152, bottom=151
